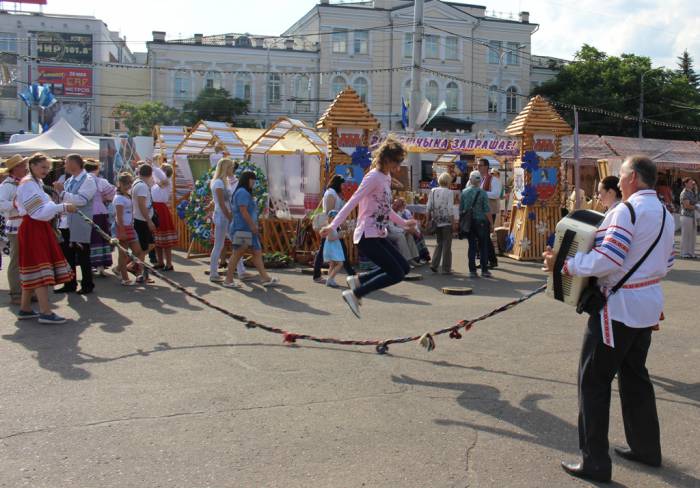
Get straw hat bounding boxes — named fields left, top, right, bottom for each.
left=0, top=154, right=27, bottom=175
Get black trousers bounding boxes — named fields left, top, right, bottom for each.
left=578, top=313, right=661, bottom=474
left=312, top=237, right=356, bottom=280
left=60, top=228, right=94, bottom=291
left=487, top=214, right=498, bottom=265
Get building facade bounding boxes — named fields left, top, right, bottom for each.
left=148, top=0, right=558, bottom=132
left=0, top=10, right=146, bottom=139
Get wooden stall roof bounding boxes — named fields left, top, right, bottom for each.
left=505, top=95, right=572, bottom=136
left=601, top=135, right=700, bottom=168
left=560, top=134, right=617, bottom=165
left=317, top=87, right=380, bottom=130
left=236, top=128, right=328, bottom=155
left=173, top=120, right=247, bottom=159
left=247, top=117, right=327, bottom=155
left=153, top=125, right=188, bottom=160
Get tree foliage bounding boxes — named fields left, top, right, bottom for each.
left=677, top=49, right=698, bottom=88
left=181, top=88, right=249, bottom=126
left=112, top=101, right=181, bottom=136
left=532, top=44, right=700, bottom=140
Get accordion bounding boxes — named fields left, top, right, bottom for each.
left=546, top=209, right=605, bottom=307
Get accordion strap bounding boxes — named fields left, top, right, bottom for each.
left=553, top=229, right=576, bottom=301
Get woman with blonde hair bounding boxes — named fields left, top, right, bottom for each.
left=427, top=171, right=455, bottom=273
left=321, top=136, right=417, bottom=318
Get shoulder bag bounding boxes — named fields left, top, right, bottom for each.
left=458, top=190, right=482, bottom=239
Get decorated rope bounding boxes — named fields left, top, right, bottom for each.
left=77, top=209, right=545, bottom=354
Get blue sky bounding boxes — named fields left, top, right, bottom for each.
left=19, top=0, right=700, bottom=68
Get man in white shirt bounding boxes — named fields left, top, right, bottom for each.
left=477, top=158, right=501, bottom=268
left=132, top=163, right=156, bottom=283
left=543, top=156, right=675, bottom=483
left=0, top=154, right=28, bottom=303
left=54, top=154, right=97, bottom=294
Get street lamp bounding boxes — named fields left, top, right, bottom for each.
left=639, top=67, right=662, bottom=139
left=497, top=43, right=527, bottom=124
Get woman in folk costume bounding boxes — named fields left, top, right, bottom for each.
left=16, top=153, right=76, bottom=324
left=84, top=161, right=116, bottom=276
left=151, top=163, right=177, bottom=271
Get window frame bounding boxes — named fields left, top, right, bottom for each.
left=353, top=76, right=369, bottom=103
left=332, top=29, right=348, bottom=54
left=506, top=42, right=520, bottom=66
left=488, top=85, right=498, bottom=113
left=353, top=30, right=369, bottom=55
left=506, top=86, right=518, bottom=114
left=488, top=40, right=501, bottom=65
left=331, top=75, right=347, bottom=98
left=268, top=73, right=281, bottom=105
left=425, top=79, right=439, bottom=107
left=445, top=36, right=459, bottom=60
left=424, top=34, right=440, bottom=59
left=403, top=32, right=413, bottom=58
left=446, top=82, right=459, bottom=111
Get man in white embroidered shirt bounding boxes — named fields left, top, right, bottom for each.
left=543, top=156, right=675, bottom=483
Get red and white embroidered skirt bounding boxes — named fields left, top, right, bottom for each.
left=18, top=216, right=73, bottom=290
left=153, top=202, right=178, bottom=249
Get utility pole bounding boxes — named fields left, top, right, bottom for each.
left=407, top=0, right=424, bottom=189
left=639, top=67, right=660, bottom=139
left=573, top=106, right=581, bottom=210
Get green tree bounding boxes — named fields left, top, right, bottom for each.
left=677, top=49, right=698, bottom=88
left=112, top=101, right=181, bottom=136
left=181, top=88, right=249, bottom=125
left=532, top=44, right=700, bottom=139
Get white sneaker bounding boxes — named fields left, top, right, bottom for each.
left=346, top=275, right=362, bottom=304
left=342, top=290, right=361, bottom=319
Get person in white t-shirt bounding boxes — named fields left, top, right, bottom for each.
left=131, top=163, right=156, bottom=284
left=209, top=158, right=242, bottom=282
left=113, top=173, right=145, bottom=286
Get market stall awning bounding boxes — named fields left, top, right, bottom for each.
left=560, top=134, right=618, bottom=165
left=236, top=128, right=328, bottom=155
left=173, top=120, right=247, bottom=159
left=0, top=118, right=99, bottom=157
left=424, top=115, right=474, bottom=132
left=247, top=117, right=327, bottom=156
left=601, top=135, right=700, bottom=169
left=154, top=125, right=188, bottom=160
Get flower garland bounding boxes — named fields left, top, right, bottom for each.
left=177, top=161, right=269, bottom=247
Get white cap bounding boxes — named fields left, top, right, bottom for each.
left=469, top=170, right=482, bottom=181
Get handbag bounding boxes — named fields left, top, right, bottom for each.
left=576, top=202, right=665, bottom=315
left=458, top=190, right=481, bottom=238
left=231, top=230, right=253, bottom=247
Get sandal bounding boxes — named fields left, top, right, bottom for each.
left=261, top=277, right=279, bottom=287
left=163, top=265, right=174, bottom=272
left=121, top=279, right=135, bottom=286
left=222, top=280, right=241, bottom=289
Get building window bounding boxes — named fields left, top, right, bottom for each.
left=332, top=30, right=347, bottom=54
left=506, top=42, right=520, bottom=66
left=174, top=75, right=191, bottom=99
left=446, top=82, right=459, bottom=111
left=353, top=77, right=368, bottom=103
left=354, top=31, right=369, bottom=55
left=332, top=76, right=347, bottom=97
left=0, top=33, right=17, bottom=53
left=424, top=34, right=439, bottom=59
left=295, top=75, right=311, bottom=112
left=488, top=85, right=498, bottom=113
left=425, top=80, right=439, bottom=107
left=235, top=73, right=252, bottom=102
left=488, top=41, right=501, bottom=64
left=204, top=71, right=222, bottom=90
left=403, top=79, right=411, bottom=103
left=268, top=73, right=281, bottom=104
left=506, top=86, right=518, bottom=113
left=445, top=36, right=458, bottom=60
left=403, top=32, right=413, bottom=58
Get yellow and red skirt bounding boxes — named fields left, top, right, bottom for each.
left=18, top=216, right=73, bottom=290
left=153, top=202, right=178, bottom=249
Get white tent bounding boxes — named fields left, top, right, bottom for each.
left=0, top=118, right=99, bottom=157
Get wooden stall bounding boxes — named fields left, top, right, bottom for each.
left=505, top=95, right=573, bottom=261
left=169, top=121, right=248, bottom=256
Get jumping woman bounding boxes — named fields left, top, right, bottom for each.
left=320, top=137, right=416, bottom=318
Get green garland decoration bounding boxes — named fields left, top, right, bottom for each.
left=178, top=161, right=269, bottom=247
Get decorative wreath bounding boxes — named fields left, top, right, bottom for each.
left=177, top=160, right=269, bottom=247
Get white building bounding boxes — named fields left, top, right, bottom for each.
left=0, top=9, right=146, bottom=138
left=148, top=0, right=559, bottom=132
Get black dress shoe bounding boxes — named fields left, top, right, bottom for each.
left=76, top=288, right=94, bottom=295
left=614, top=447, right=661, bottom=467
left=561, top=461, right=611, bottom=483
left=54, top=286, right=77, bottom=294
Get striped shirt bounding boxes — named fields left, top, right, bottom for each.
left=0, top=176, right=21, bottom=234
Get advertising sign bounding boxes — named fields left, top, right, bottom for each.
left=532, top=133, right=556, bottom=160
left=37, top=66, right=92, bottom=97
left=35, top=32, right=93, bottom=64
left=369, top=131, right=519, bottom=157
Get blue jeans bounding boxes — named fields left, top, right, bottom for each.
left=354, top=236, right=410, bottom=298
left=467, top=220, right=490, bottom=273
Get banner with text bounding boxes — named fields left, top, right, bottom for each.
left=37, top=66, right=92, bottom=98
left=369, top=132, right=519, bottom=157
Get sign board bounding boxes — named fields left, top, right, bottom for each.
left=532, top=133, right=556, bottom=160
left=532, top=167, right=558, bottom=201
left=369, top=132, right=519, bottom=157
left=513, top=167, right=525, bottom=200
left=336, top=127, right=364, bottom=155
left=15, top=0, right=47, bottom=4
left=35, top=32, right=93, bottom=64
left=37, top=66, right=92, bottom=97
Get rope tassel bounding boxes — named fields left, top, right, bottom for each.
left=419, top=333, right=435, bottom=352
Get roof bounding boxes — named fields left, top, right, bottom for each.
left=173, top=121, right=247, bottom=159
left=248, top=117, right=327, bottom=155
left=560, top=134, right=617, bottom=162
left=236, top=128, right=328, bottom=154
left=601, top=135, right=700, bottom=168
left=0, top=118, right=99, bottom=157
left=317, top=87, right=380, bottom=130
left=505, top=95, right=572, bottom=136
